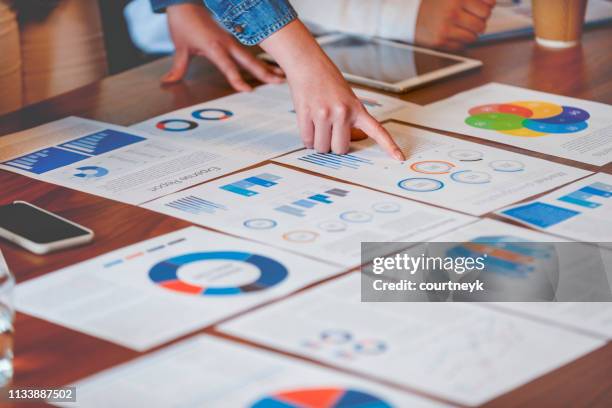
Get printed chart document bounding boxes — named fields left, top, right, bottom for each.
left=144, top=164, right=476, bottom=267
left=15, top=227, right=341, bottom=351
left=220, top=272, right=604, bottom=406
left=480, top=0, right=612, bottom=42
left=221, top=273, right=603, bottom=405
left=275, top=122, right=590, bottom=215
left=61, top=335, right=445, bottom=408
left=497, top=173, right=612, bottom=242
left=133, top=83, right=413, bottom=157
left=430, top=219, right=612, bottom=340
left=394, top=83, right=612, bottom=166
left=0, top=117, right=254, bottom=204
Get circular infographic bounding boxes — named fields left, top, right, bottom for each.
left=489, top=160, right=525, bottom=172
left=74, top=166, right=109, bottom=178
left=450, top=170, right=492, bottom=184
left=354, top=339, right=388, bottom=355
left=243, top=218, right=277, bottom=230
left=251, top=388, right=392, bottom=408
left=465, top=101, right=589, bottom=137
left=398, top=178, right=444, bottom=192
left=410, top=160, right=455, bottom=174
left=148, top=251, right=288, bottom=296
left=448, top=149, right=484, bottom=162
left=156, top=119, right=198, bottom=132
left=192, top=108, right=233, bottom=121
left=372, top=202, right=401, bottom=213
left=283, top=230, right=319, bottom=243
left=321, top=329, right=353, bottom=344
left=318, top=220, right=347, bottom=232
left=340, top=211, right=373, bottom=223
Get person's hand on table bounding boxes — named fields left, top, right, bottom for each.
left=261, top=20, right=405, bottom=160
left=163, top=3, right=284, bottom=91
left=415, top=0, right=496, bottom=50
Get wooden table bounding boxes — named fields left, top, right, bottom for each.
left=1, top=26, right=611, bottom=407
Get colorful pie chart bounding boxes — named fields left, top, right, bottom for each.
left=149, top=251, right=288, bottom=296
left=465, top=101, right=590, bottom=137
left=192, top=108, right=233, bottom=121
left=250, top=388, right=392, bottom=408
left=156, top=119, right=198, bottom=132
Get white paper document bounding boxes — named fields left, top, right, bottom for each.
left=62, top=335, right=445, bottom=408
left=393, top=83, right=612, bottom=166
left=274, top=122, right=590, bottom=215
left=144, top=164, right=475, bottom=267
left=497, top=173, right=612, bottom=242
left=220, top=272, right=604, bottom=406
left=133, top=83, right=412, bottom=155
left=0, top=117, right=255, bottom=204
left=429, top=219, right=612, bottom=339
left=15, top=227, right=341, bottom=351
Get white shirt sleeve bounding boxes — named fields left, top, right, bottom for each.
left=292, top=0, right=422, bottom=43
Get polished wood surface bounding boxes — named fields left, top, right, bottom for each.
left=1, top=26, right=611, bottom=407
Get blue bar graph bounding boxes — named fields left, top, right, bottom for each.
left=308, top=194, right=333, bottom=204
left=298, top=153, right=374, bottom=170
left=165, top=196, right=227, bottom=215
left=274, top=188, right=350, bottom=218
left=220, top=173, right=281, bottom=196
left=558, top=182, right=612, bottom=209
left=59, top=130, right=145, bottom=156
left=275, top=205, right=305, bottom=217
left=293, top=199, right=317, bottom=208
left=3, top=147, right=88, bottom=174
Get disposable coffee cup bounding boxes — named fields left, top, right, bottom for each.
left=532, top=0, right=588, bottom=48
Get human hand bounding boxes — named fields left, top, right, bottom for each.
left=415, top=0, right=496, bottom=50
left=261, top=21, right=405, bottom=160
left=163, top=4, right=284, bottom=91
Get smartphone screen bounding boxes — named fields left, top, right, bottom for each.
left=0, top=202, right=90, bottom=244
left=320, top=36, right=461, bottom=84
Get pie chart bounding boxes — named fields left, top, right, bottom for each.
left=148, top=251, right=288, bottom=296
left=250, top=388, right=392, bottom=408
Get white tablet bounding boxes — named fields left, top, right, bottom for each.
left=262, top=34, right=482, bottom=93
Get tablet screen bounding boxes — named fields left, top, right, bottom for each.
left=320, top=36, right=461, bottom=84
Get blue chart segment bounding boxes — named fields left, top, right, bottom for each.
left=502, top=202, right=580, bottom=228
left=275, top=188, right=349, bottom=217
left=148, top=251, right=288, bottom=296
left=74, top=166, right=109, bottom=178
left=220, top=173, right=281, bottom=197
left=446, top=236, right=554, bottom=279
left=298, top=153, right=374, bottom=170
left=250, top=388, right=392, bottom=408
left=192, top=108, right=233, bottom=121
left=3, top=147, right=88, bottom=174
left=165, top=196, right=227, bottom=215
left=59, top=130, right=145, bottom=155
left=558, top=182, right=612, bottom=208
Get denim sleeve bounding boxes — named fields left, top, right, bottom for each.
left=204, top=0, right=297, bottom=45
left=150, top=0, right=202, bottom=13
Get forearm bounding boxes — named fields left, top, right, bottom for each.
left=260, top=20, right=339, bottom=84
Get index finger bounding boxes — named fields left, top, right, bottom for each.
left=355, top=113, right=405, bottom=161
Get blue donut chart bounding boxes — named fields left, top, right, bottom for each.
left=156, top=119, right=198, bottom=132
left=149, top=251, right=288, bottom=296
left=192, top=108, right=234, bottom=121
left=397, top=177, right=444, bottom=192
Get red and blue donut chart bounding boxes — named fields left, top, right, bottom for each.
left=148, top=251, right=288, bottom=296
left=191, top=108, right=234, bottom=121
left=156, top=119, right=198, bottom=132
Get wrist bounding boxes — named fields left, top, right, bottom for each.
left=261, top=20, right=340, bottom=83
